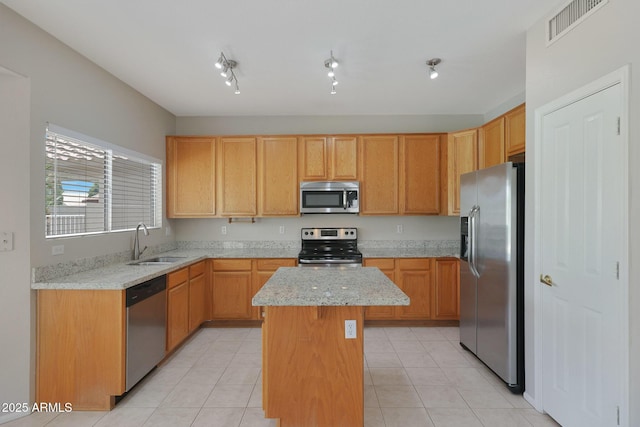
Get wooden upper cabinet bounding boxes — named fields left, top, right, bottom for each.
left=329, top=136, right=358, bottom=180
left=298, top=136, right=357, bottom=181
left=258, top=137, right=298, bottom=216
left=505, top=103, right=526, bottom=157
left=218, top=137, right=257, bottom=216
left=478, top=116, right=505, bottom=169
left=359, top=135, right=399, bottom=215
left=166, top=136, right=216, bottom=218
left=441, top=129, right=478, bottom=216
left=400, top=134, right=441, bottom=215
left=298, top=137, right=328, bottom=180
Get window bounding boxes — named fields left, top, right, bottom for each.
left=45, top=124, right=162, bottom=237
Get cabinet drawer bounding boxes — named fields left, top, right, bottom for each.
left=167, top=267, right=189, bottom=289
left=397, top=258, right=432, bottom=270
left=189, top=260, right=206, bottom=277
left=364, top=258, right=395, bottom=270
left=256, top=258, right=297, bottom=271
left=212, top=259, right=252, bottom=271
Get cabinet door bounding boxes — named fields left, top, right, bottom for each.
left=298, top=137, right=328, bottom=180
left=218, top=137, right=257, bottom=216
left=167, top=281, right=189, bottom=352
left=330, top=136, right=358, bottom=180
left=259, top=137, right=298, bottom=216
left=211, top=271, right=253, bottom=319
left=443, top=129, right=478, bottom=216
left=401, top=134, right=441, bottom=214
left=505, top=104, right=526, bottom=157
left=363, top=258, right=396, bottom=320
left=434, top=258, right=460, bottom=320
left=397, top=259, right=433, bottom=319
left=189, top=272, right=207, bottom=332
left=359, top=135, right=399, bottom=215
left=166, top=136, right=216, bottom=218
left=478, top=117, right=505, bottom=169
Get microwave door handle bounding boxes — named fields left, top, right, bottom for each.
left=343, top=190, right=347, bottom=209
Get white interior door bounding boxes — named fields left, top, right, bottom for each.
left=540, top=83, right=623, bottom=426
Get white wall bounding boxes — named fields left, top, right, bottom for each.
left=524, top=0, right=640, bottom=423
left=0, top=68, right=31, bottom=424
left=0, top=5, right=175, bottom=420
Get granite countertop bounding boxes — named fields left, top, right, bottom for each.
left=32, top=248, right=300, bottom=291
left=252, top=267, right=410, bottom=307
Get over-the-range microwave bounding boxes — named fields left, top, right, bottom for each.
left=300, top=181, right=359, bottom=214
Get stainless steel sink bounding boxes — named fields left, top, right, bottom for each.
left=128, top=256, right=186, bottom=266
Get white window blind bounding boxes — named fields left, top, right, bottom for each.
left=45, top=125, right=162, bottom=238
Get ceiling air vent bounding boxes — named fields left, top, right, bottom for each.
left=547, top=0, right=608, bottom=45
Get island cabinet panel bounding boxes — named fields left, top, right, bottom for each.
left=218, top=137, right=257, bottom=216
left=262, top=305, right=364, bottom=427
left=167, top=268, right=190, bottom=352
left=211, top=259, right=253, bottom=319
left=400, top=134, right=442, bottom=214
left=359, top=135, right=400, bottom=215
left=397, top=258, right=434, bottom=319
left=258, top=137, right=298, bottom=216
left=363, top=258, right=396, bottom=319
left=37, top=289, right=126, bottom=410
left=478, top=116, right=505, bottom=169
left=434, top=258, right=460, bottom=320
left=505, top=103, right=526, bottom=157
left=166, top=136, right=216, bottom=218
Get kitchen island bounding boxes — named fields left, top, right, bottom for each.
left=252, top=267, right=409, bottom=427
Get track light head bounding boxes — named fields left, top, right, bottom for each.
left=214, top=53, right=224, bottom=69
left=426, top=58, right=441, bottom=79
left=225, top=75, right=234, bottom=86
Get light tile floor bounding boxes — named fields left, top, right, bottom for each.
left=3, top=326, right=560, bottom=427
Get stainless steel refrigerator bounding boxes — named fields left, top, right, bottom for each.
left=459, top=162, right=524, bottom=393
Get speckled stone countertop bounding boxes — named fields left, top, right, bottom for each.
left=32, top=248, right=300, bottom=291
left=360, top=248, right=459, bottom=258
left=252, top=267, right=410, bottom=307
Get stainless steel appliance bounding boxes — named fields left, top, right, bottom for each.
left=459, top=162, right=524, bottom=393
left=298, top=227, right=362, bottom=267
left=126, top=275, right=167, bottom=391
left=300, top=181, right=359, bottom=214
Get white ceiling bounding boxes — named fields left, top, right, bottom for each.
left=1, top=0, right=559, bottom=117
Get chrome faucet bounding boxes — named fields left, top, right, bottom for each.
left=133, top=222, right=149, bottom=260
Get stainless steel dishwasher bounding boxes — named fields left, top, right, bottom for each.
left=126, top=275, right=166, bottom=391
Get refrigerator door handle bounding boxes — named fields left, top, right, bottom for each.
left=469, top=205, right=480, bottom=278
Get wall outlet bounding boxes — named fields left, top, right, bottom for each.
left=279, top=225, right=285, bottom=234
left=0, top=231, right=14, bottom=251
left=52, top=245, right=64, bottom=256
left=396, top=224, right=403, bottom=234
left=345, top=320, right=357, bottom=339
left=221, top=225, right=227, bottom=235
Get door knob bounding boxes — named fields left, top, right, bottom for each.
left=539, top=274, right=553, bottom=287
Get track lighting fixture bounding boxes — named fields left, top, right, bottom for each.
left=427, top=58, right=441, bottom=79
left=214, top=51, right=240, bottom=94
left=324, top=50, right=340, bottom=94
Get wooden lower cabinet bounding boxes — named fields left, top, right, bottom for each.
left=37, top=289, right=126, bottom=410
left=364, top=257, right=459, bottom=321
left=188, top=261, right=208, bottom=331
left=397, top=258, right=433, bottom=319
left=167, top=268, right=190, bottom=352
left=434, top=258, right=460, bottom=320
left=211, top=258, right=297, bottom=320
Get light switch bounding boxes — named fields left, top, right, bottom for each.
left=0, top=231, right=13, bottom=251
